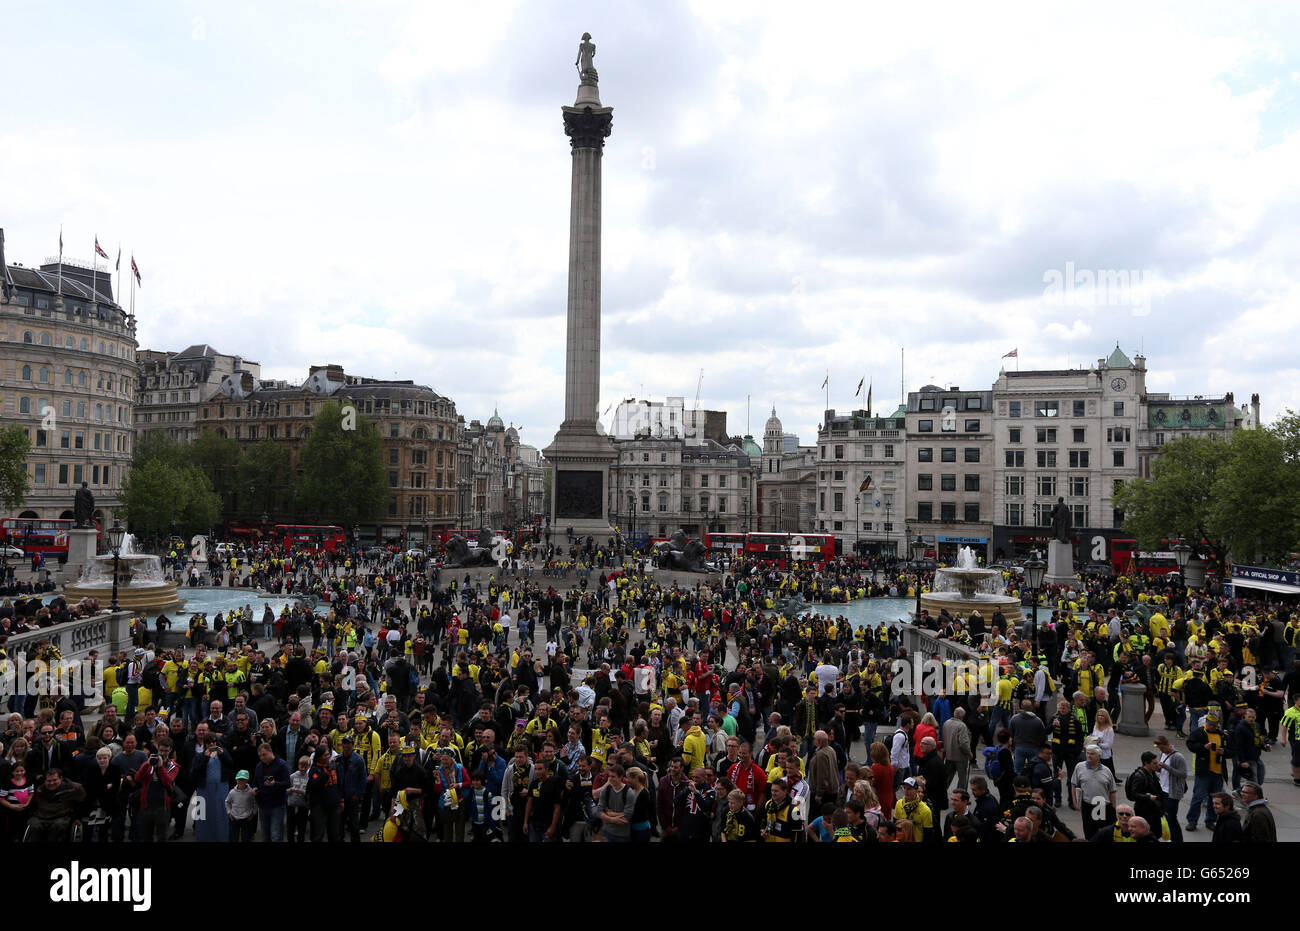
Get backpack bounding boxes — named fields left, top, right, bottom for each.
left=141, top=661, right=162, bottom=692
left=983, top=746, right=1002, bottom=780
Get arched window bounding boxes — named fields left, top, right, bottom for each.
left=80, top=338, right=88, bottom=351
left=39, top=333, right=50, bottom=346
left=22, top=331, right=33, bottom=344
left=65, top=336, right=74, bottom=348
left=62, top=401, right=71, bottom=417
left=95, top=404, right=103, bottom=420
left=21, top=365, right=31, bottom=380
left=19, top=398, right=30, bottom=414
left=64, top=368, right=73, bottom=385
left=78, top=372, right=87, bottom=387
left=38, top=367, right=49, bottom=383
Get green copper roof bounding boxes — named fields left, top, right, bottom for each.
left=1105, top=345, right=1132, bottom=368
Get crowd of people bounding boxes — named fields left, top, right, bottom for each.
left=0, top=537, right=1293, bottom=844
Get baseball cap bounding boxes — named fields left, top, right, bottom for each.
left=902, top=777, right=918, bottom=787
left=235, top=770, right=250, bottom=781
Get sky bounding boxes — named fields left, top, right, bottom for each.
left=3, top=0, right=1299, bottom=450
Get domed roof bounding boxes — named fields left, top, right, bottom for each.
left=764, top=405, right=783, bottom=434
left=741, top=435, right=762, bottom=458
left=506, top=425, right=519, bottom=442
left=486, top=407, right=504, bottom=431
left=919, top=384, right=943, bottom=393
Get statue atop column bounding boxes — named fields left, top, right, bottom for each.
left=74, top=482, right=95, bottom=528
left=575, top=32, right=597, bottom=86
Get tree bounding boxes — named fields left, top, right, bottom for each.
left=296, top=401, right=388, bottom=527
left=123, top=440, right=223, bottom=537
left=1209, top=428, right=1300, bottom=564
left=0, top=426, right=32, bottom=511
left=1112, top=435, right=1230, bottom=571
left=186, top=429, right=240, bottom=511
left=235, top=440, right=294, bottom=517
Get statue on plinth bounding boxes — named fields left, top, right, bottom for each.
left=656, top=529, right=714, bottom=573
left=74, top=482, right=95, bottom=528
left=1050, top=496, right=1071, bottom=544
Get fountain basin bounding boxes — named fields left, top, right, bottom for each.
left=919, top=544, right=1023, bottom=625
left=63, top=553, right=182, bottom=612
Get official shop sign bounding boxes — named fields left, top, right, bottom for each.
left=1231, top=565, right=1300, bottom=587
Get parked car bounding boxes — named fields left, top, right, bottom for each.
left=0, top=545, right=25, bottom=559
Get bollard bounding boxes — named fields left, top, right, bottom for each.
left=1116, top=682, right=1150, bottom=736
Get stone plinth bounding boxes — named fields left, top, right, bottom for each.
left=1117, top=682, right=1150, bottom=736
left=62, top=528, right=99, bottom=580
left=1044, top=539, right=1076, bottom=585
left=919, top=593, right=1023, bottom=625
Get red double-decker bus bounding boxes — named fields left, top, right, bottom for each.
left=703, top=532, right=746, bottom=556
left=273, top=524, right=345, bottom=553
left=1110, top=538, right=1217, bottom=577
left=0, top=517, right=100, bottom=561
left=740, top=532, right=836, bottom=568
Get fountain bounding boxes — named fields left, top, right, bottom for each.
left=62, top=533, right=182, bottom=612
left=918, top=545, right=1022, bottom=624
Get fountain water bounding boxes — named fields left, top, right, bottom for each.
left=919, top=545, right=1022, bottom=623
left=63, top=532, right=182, bottom=612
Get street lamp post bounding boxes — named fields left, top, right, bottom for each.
left=854, top=494, right=860, bottom=556
left=910, top=534, right=927, bottom=619
left=107, top=519, right=126, bottom=613
left=1024, top=550, right=1047, bottom=661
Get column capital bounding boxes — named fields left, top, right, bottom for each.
left=563, top=105, right=613, bottom=150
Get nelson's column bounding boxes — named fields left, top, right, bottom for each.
left=544, top=33, right=617, bottom=537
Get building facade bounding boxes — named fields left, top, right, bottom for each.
left=1, top=250, right=137, bottom=526
left=905, top=387, right=994, bottom=563
left=196, top=364, right=458, bottom=543
left=610, top=436, right=759, bottom=540
left=990, top=347, right=1144, bottom=562
left=135, top=345, right=259, bottom=444
left=813, top=407, right=909, bottom=555
left=757, top=407, right=817, bottom=534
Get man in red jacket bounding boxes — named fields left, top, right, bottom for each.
left=134, top=738, right=180, bottom=842
left=728, top=742, right=767, bottom=814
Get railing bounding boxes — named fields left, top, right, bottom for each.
left=2, top=610, right=133, bottom=662
left=900, top=624, right=982, bottom=665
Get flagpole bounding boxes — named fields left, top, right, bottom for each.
left=90, top=236, right=97, bottom=307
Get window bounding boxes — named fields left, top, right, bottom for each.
left=1005, top=450, right=1024, bottom=467
left=920, top=398, right=936, bottom=411
left=964, top=447, right=980, bottom=463
left=1036, top=475, right=1056, bottom=496
left=1035, top=400, right=1059, bottom=418
left=820, top=446, right=827, bottom=459
left=940, top=474, right=956, bottom=491
left=73, top=465, right=83, bottom=485
left=884, top=444, right=895, bottom=458
left=1005, top=475, right=1024, bottom=496
left=917, top=448, right=933, bottom=463
left=917, top=420, right=933, bottom=432
left=1009, top=401, right=1021, bottom=418
left=964, top=419, right=980, bottom=432
left=1069, top=475, right=1089, bottom=497
left=940, top=503, right=957, bottom=522
left=833, top=492, right=843, bottom=512
left=1106, top=427, right=1132, bottom=443
left=658, top=495, right=668, bottom=512
left=862, top=444, right=873, bottom=457
left=917, top=474, right=933, bottom=491
left=59, top=464, right=68, bottom=484
left=940, top=448, right=956, bottom=462
left=966, top=397, right=982, bottom=410
left=834, top=445, right=844, bottom=460
left=1036, top=450, right=1057, bottom=468
left=700, top=475, right=709, bottom=488
left=1008, top=428, right=1021, bottom=444
left=1113, top=450, right=1125, bottom=467
left=1071, top=504, right=1089, bottom=527
left=683, top=475, right=691, bottom=488
left=19, top=397, right=30, bottom=414
left=965, top=474, right=980, bottom=491
left=388, top=448, right=399, bottom=465
left=388, top=471, right=398, bottom=487
left=660, top=453, right=666, bottom=463
left=390, top=424, right=399, bottom=438
left=34, top=464, right=45, bottom=486
left=1073, top=427, right=1086, bottom=443
left=1036, top=428, right=1057, bottom=443
left=1005, top=503, right=1024, bottom=526
left=61, top=430, right=70, bottom=449
left=964, top=503, right=980, bottom=522
left=659, top=475, right=668, bottom=487
left=1113, top=401, right=1125, bottom=417
left=833, top=471, right=843, bottom=482
left=1073, top=400, right=1086, bottom=417
left=1069, top=450, right=1089, bottom=468
left=917, top=502, right=933, bottom=521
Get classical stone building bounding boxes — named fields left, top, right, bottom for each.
left=1, top=245, right=137, bottom=525
left=454, top=412, right=548, bottom=535
left=135, top=344, right=259, bottom=444
left=756, top=407, right=817, bottom=534
left=814, top=406, right=910, bottom=555
left=195, top=364, right=458, bottom=543
left=904, top=387, right=994, bottom=563
left=610, top=435, right=759, bottom=540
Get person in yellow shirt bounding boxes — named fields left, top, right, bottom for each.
left=893, top=779, right=933, bottom=842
